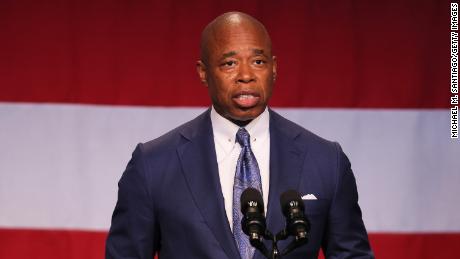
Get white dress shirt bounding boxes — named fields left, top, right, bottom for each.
left=210, top=106, right=270, bottom=231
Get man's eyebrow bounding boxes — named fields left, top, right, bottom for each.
left=253, top=49, right=265, bottom=55
left=221, top=49, right=268, bottom=59
left=222, top=51, right=237, bottom=58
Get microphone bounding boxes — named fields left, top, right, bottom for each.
left=240, top=188, right=270, bottom=257
left=280, top=190, right=310, bottom=244
left=240, top=188, right=266, bottom=241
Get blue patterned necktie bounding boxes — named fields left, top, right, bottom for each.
left=233, top=128, right=263, bottom=259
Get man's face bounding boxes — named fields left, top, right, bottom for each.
left=197, top=24, right=277, bottom=122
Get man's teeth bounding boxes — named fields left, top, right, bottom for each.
left=237, top=94, right=254, bottom=99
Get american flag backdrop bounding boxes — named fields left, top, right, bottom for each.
left=1, top=0, right=459, bottom=258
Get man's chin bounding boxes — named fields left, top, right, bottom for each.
left=228, top=108, right=264, bottom=123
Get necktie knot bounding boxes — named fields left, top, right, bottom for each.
left=236, top=128, right=251, bottom=148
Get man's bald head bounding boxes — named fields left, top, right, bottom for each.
left=200, top=12, right=272, bottom=65
left=196, top=11, right=277, bottom=123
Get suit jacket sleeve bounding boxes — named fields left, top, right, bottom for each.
left=322, top=143, right=374, bottom=258
left=106, top=143, right=160, bottom=259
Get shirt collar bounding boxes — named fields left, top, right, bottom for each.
left=210, top=106, right=270, bottom=152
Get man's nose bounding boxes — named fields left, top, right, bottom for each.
left=237, top=62, right=255, bottom=84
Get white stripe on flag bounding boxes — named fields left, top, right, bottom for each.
left=0, top=102, right=459, bottom=232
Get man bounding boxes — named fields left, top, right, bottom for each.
left=106, top=12, right=374, bottom=259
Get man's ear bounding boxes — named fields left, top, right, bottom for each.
left=272, top=56, right=277, bottom=81
left=196, top=60, right=208, bottom=86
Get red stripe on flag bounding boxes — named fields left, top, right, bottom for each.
left=369, top=233, right=460, bottom=258
left=1, top=228, right=460, bottom=258
left=0, top=1, right=449, bottom=108
left=0, top=228, right=106, bottom=259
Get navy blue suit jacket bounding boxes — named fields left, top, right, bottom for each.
left=106, top=109, right=374, bottom=258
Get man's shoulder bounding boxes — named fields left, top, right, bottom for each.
left=140, top=109, right=211, bottom=156
left=269, top=109, right=338, bottom=150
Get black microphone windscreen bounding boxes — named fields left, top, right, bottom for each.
left=241, top=188, right=264, bottom=214
left=280, top=190, right=304, bottom=216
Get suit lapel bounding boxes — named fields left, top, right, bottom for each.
left=265, top=110, right=306, bottom=240
left=177, top=110, right=240, bottom=259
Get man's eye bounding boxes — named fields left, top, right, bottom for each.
left=223, top=61, right=236, bottom=67
left=254, top=59, right=266, bottom=65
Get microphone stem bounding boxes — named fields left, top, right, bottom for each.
left=271, top=241, right=281, bottom=259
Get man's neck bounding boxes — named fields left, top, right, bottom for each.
left=229, top=118, right=252, bottom=127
